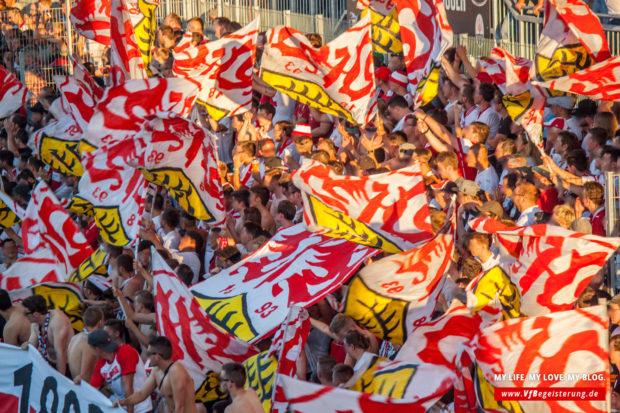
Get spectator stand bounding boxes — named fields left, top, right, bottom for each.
left=606, top=172, right=620, bottom=294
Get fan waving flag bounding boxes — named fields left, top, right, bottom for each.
left=357, top=0, right=402, bottom=54
left=466, top=265, right=522, bottom=327
left=260, top=15, right=376, bottom=125
left=80, top=77, right=200, bottom=152
left=0, top=64, right=27, bottom=118
left=292, top=159, right=433, bottom=253
left=136, top=113, right=226, bottom=223
left=173, top=19, right=259, bottom=121
left=531, top=0, right=609, bottom=92
left=533, top=56, right=620, bottom=100
left=21, top=182, right=94, bottom=275
left=490, top=47, right=546, bottom=148
left=190, top=224, right=377, bottom=343
left=472, top=306, right=608, bottom=413
left=75, top=138, right=148, bottom=246
left=244, top=306, right=311, bottom=412
left=393, top=0, right=452, bottom=107
left=153, top=249, right=258, bottom=403
left=470, top=217, right=620, bottom=316
left=343, top=231, right=453, bottom=345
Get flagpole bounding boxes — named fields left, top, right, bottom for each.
left=271, top=305, right=295, bottom=409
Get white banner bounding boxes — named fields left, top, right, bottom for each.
left=0, top=343, right=123, bottom=412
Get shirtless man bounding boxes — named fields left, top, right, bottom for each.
left=219, top=362, right=264, bottom=413
left=119, top=336, right=197, bottom=413
left=0, top=289, right=31, bottom=345
left=22, top=294, right=74, bottom=376
left=68, top=307, right=103, bottom=382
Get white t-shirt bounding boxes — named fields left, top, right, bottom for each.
left=460, top=106, right=480, bottom=128
left=475, top=166, right=499, bottom=195
left=172, top=250, right=202, bottom=284
left=476, top=105, right=502, bottom=139
left=516, top=205, right=541, bottom=226
left=273, top=91, right=296, bottom=124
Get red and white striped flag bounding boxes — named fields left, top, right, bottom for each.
left=0, top=64, right=27, bottom=118
left=70, top=0, right=112, bottom=44
left=470, top=217, right=620, bottom=316
left=0, top=249, right=66, bottom=291
left=153, top=249, right=258, bottom=402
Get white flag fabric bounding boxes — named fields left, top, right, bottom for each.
left=173, top=19, right=259, bottom=121
left=473, top=306, right=609, bottom=413
left=470, top=217, right=620, bottom=316
left=343, top=231, right=453, bottom=345
left=274, top=373, right=448, bottom=412
left=190, top=224, right=376, bottom=343
left=0, top=249, right=65, bottom=291
left=22, top=182, right=93, bottom=275
left=153, top=249, right=258, bottom=400
left=292, top=159, right=434, bottom=253
left=0, top=343, right=124, bottom=412
left=80, top=77, right=200, bottom=151
left=136, top=112, right=226, bottom=223
left=0, top=64, right=27, bottom=118
left=260, top=15, right=376, bottom=125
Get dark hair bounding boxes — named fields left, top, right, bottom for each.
left=243, top=207, right=262, bottom=226
left=277, top=200, right=296, bottom=221
left=566, top=149, right=589, bottom=173
left=0, top=289, right=12, bottom=311
left=232, top=188, right=250, bottom=208
left=344, top=329, right=370, bottom=350
left=558, top=131, right=579, bottom=152
left=242, top=221, right=263, bottom=239
left=461, top=84, right=475, bottom=103
left=258, top=102, right=276, bottom=118
left=116, top=254, right=134, bottom=273
left=589, top=127, right=609, bottom=147
left=148, top=336, right=173, bottom=359
left=478, top=82, right=496, bottom=103
left=221, top=362, right=246, bottom=387
left=138, top=240, right=153, bottom=253
left=602, top=146, right=620, bottom=165
left=11, top=113, right=27, bottom=129
left=0, top=150, right=14, bottom=166
left=161, top=208, right=180, bottom=229
left=104, top=319, right=125, bottom=337
left=387, top=95, right=409, bottom=109
left=22, top=295, right=48, bottom=314
left=176, top=264, right=194, bottom=286
left=135, top=290, right=155, bottom=312
left=250, top=186, right=270, bottom=207
left=2, top=238, right=16, bottom=248
left=84, top=307, right=104, bottom=328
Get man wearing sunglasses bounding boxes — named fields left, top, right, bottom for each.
left=119, top=336, right=197, bottom=413
left=218, top=362, right=264, bottom=413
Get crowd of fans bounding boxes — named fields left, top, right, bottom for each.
left=1, top=7, right=620, bottom=413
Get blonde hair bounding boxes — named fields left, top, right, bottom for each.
left=552, top=204, right=575, bottom=228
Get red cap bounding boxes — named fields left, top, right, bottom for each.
left=375, top=66, right=391, bottom=82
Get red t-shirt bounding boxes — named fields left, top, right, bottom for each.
left=90, top=344, right=139, bottom=396
left=590, top=207, right=606, bottom=236
left=537, top=188, right=560, bottom=214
